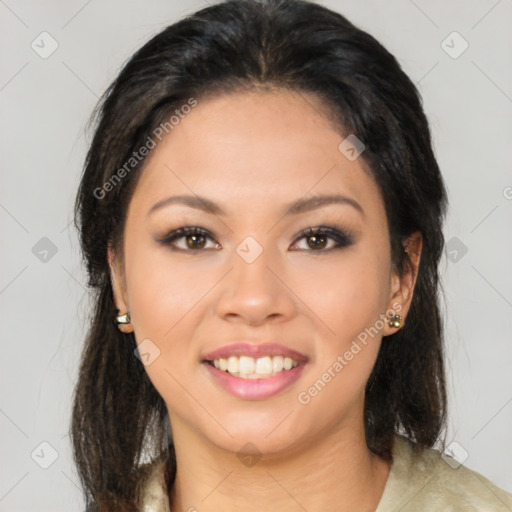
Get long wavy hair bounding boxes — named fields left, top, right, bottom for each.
left=71, top=0, right=449, bottom=509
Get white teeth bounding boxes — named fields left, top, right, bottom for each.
left=209, top=355, right=301, bottom=378
left=227, top=356, right=238, bottom=373
left=272, top=355, right=284, bottom=373
left=239, top=356, right=255, bottom=374
left=255, top=356, right=272, bottom=375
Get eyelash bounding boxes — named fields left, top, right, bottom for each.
left=158, top=225, right=355, bottom=253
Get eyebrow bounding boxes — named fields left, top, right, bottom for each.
left=148, top=193, right=364, bottom=218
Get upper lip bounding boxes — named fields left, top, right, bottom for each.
left=202, top=342, right=309, bottom=363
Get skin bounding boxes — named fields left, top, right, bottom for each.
left=109, top=88, right=422, bottom=512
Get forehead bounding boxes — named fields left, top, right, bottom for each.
left=128, top=89, right=384, bottom=221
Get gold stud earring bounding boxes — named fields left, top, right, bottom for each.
left=388, top=313, right=402, bottom=329
left=115, top=312, right=131, bottom=325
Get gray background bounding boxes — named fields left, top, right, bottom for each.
left=1, top=0, right=511, bottom=510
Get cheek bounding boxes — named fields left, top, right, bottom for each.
left=294, top=262, right=388, bottom=412
left=125, top=241, right=210, bottom=337
left=123, top=245, right=210, bottom=398
left=291, top=250, right=391, bottom=408
left=293, top=250, right=390, bottom=340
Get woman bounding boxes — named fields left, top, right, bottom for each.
left=71, top=0, right=512, bottom=510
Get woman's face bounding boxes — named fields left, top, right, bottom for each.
left=110, top=89, right=419, bottom=457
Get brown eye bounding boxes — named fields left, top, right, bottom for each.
left=292, top=226, right=355, bottom=252
left=158, top=227, right=220, bottom=251
left=185, top=233, right=207, bottom=249
left=306, top=233, right=328, bottom=250
left=158, top=225, right=355, bottom=253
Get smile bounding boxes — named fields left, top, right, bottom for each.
left=207, top=355, right=300, bottom=379
left=202, top=358, right=307, bottom=400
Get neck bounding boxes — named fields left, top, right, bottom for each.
left=168, top=415, right=391, bottom=512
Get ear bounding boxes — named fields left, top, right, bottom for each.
left=108, top=244, right=133, bottom=333
left=383, top=231, right=422, bottom=335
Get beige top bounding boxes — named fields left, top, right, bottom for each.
left=139, top=435, right=512, bottom=511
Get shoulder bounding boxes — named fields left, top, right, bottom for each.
left=376, top=434, right=512, bottom=512
left=135, top=436, right=512, bottom=512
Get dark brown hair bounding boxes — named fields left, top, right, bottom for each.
left=71, top=0, right=449, bottom=509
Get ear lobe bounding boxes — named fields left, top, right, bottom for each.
left=384, top=231, right=423, bottom=334
left=108, top=246, right=133, bottom=333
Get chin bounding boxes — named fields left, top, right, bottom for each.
left=199, top=411, right=309, bottom=458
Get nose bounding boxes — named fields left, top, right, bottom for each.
left=214, top=238, right=297, bottom=326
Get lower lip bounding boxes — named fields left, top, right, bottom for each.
left=202, top=362, right=307, bottom=400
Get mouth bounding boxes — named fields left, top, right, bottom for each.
left=201, top=342, right=309, bottom=399
left=203, top=355, right=302, bottom=379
